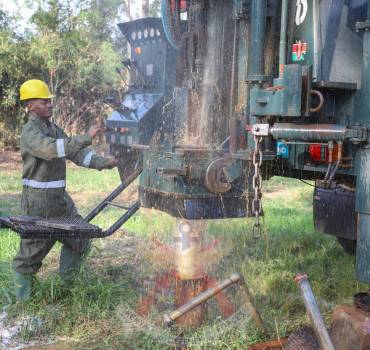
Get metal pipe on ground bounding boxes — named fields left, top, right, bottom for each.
left=164, top=273, right=242, bottom=326
left=294, top=273, right=336, bottom=350
left=164, top=273, right=266, bottom=333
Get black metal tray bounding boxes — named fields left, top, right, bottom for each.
left=0, top=216, right=103, bottom=239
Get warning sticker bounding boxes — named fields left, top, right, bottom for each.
left=292, top=40, right=307, bottom=62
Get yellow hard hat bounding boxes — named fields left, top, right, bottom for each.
left=19, top=79, right=54, bottom=101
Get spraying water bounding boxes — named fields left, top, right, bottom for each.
left=176, top=219, right=206, bottom=280
left=181, top=2, right=230, bottom=148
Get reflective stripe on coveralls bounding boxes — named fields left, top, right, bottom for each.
left=82, top=150, right=95, bottom=168
left=56, top=139, right=66, bottom=157
left=22, top=179, right=66, bottom=189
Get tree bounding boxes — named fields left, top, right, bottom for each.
left=142, top=0, right=150, bottom=16
left=0, top=0, right=161, bottom=148
left=0, top=0, right=127, bottom=148
left=149, top=0, right=161, bottom=17
left=0, top=11, right=46, bottom=148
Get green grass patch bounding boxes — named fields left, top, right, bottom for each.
left=0, top=166, right=364, bottom=349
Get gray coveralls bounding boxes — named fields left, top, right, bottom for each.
left=13, top=113, right=113, bottom=277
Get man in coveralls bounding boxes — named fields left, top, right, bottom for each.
left=13, top=79, right=118, bottom=301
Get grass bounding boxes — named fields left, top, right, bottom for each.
left=0, top=160, right=364, bottom=349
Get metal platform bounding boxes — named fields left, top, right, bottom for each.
left=0, top=168, right=142, bottom=240
left=0, top=216, right=103, bottom=239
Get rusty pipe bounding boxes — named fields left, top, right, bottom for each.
left=294, top=273, right=336, bottom=350
left=164, top=273, right=243, bottom=326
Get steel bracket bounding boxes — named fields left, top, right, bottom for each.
left=245, top=74, right=270, bottom=84
left=249, top=64, right=302, bottom=116
left=346, top=126, right=368, bottom=143
left=156, top=166, right=187, bottom=177
left=251, top=124, right=270, bottom=137
left=356, top=21, right=370, bottom=32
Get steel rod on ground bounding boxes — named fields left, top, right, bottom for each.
left=164, top=272, right=266, bottom=333
left=294, top=273, right=336, bottom=350
left=164, top=273, right=243, bottom=326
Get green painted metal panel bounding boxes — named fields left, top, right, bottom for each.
left=288, top=0, right=315, bottom=68
left=250, top=64, right=302, bottom=116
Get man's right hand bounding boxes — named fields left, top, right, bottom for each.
left=88, top=124, right=102, bottom=138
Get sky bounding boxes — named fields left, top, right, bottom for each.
left=0, top=0, right=147, bottom=32
left=0, top=0, right=36, bottom=26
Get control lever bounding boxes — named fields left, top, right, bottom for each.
left=122, top=59, right=146, bottom=87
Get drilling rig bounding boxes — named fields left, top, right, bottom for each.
left=2, top=0, right=370, bottom=347
left=104, top=0, right=370, bottom=347
left=107, top=0, right=369, bottom=260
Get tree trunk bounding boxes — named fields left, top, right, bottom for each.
left=142, top=0, right=149, bottom=17
left=123, top=0, right=132, bottom=21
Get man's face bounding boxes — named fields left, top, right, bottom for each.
left=27, top=99, right=53, bottom=118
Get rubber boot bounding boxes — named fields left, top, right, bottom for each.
left=13, top=272, right=33, bottom=302
left=59, top=245, right=83, bottom=280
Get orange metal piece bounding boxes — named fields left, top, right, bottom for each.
left=248, top=337, right=288, bottom=350
left=206, top=276, right=236, bottom=318
left=134, top=47, right=141, bottom=55
left=175, top=276, right=208, bottom=328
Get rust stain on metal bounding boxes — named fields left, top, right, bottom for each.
left=248, top=337, right=288, bottom=350
left=331, top=305, right=370, bottom=350
left=174, top=276, right=208, bottom=328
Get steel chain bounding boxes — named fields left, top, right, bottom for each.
left=252, top=134, right=263, bottom=240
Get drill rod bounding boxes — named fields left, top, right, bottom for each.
left=164, top=272, right=266, bottom=333
left=294, top=273, right=335, bottom=350
left=164, top=273, right=242, bottom=326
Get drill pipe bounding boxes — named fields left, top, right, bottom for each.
left=164, top=273, right=242, bottom=326
left=294, top=273, right=335, bottom=350
left=164, top=272, right=266, bottom=333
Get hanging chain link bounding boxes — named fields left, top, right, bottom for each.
left=252, top=134, right=263, bottom=240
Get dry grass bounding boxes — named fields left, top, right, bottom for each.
left=0, top=151, right=22, bottom=172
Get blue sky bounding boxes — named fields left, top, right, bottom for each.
left=1, top=0, right=37, bottom=32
